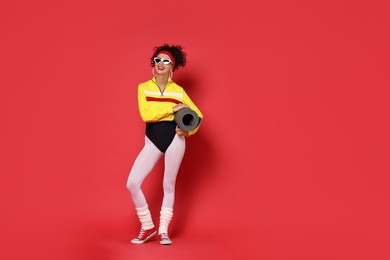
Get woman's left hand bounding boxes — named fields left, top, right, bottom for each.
left=176, top=125, right=189, bottom=137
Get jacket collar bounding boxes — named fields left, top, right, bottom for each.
left=152, top=76, right=173, bottom=83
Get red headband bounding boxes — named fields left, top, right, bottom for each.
left=157, top=51, right=175, bottom=67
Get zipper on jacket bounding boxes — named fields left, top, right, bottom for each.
left=153, top=80, right=170, bottom=96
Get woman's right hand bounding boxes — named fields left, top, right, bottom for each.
left=172, top=103, right=189, bottom=113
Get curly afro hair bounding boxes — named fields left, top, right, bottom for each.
left=150, top=44, right=187, bottom=72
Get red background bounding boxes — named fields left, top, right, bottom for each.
left=1, top=0, right=389, bottom=259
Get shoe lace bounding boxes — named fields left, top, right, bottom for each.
left=138, top=229, right=147, bottom=238
left=160, top=233, right=169, bottom=239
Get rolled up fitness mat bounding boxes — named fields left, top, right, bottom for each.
left=174, top=108, right=200, bottom=132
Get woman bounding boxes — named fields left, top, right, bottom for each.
left=126, top=44, right=203, bottom=245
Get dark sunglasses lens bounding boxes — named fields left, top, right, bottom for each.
left=163, top=60, right=171, bottom=64
left=154, top=58, right=161, bottom=63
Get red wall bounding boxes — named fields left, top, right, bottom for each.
left=1, top=1, right=389, bottom=259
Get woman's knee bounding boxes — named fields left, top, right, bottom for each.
left=126, top=178, right=141, bottom=193
left=163, top=179, right=176, bottom=194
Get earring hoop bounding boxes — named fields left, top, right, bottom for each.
left=152, top=67, right=156, bottom=76
left=169, top=70, right=173, bottom=79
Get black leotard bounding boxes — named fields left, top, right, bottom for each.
left=145, top=121, right=177, bottom=153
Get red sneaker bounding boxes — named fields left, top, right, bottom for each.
left=158, top=233, right=173, bottom=245
left=131, top=227, right=157, bottom=244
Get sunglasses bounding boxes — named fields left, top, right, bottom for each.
left=154, top=57, right=172, bottom=65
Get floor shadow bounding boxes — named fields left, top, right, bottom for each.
left=173, top=131, right=216, bottom=236
left=171, top=70, right=217, bottom=236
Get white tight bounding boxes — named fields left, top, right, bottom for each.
left=127, top=134, right=186, bottom=209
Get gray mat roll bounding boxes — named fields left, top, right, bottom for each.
left=174, top=108, right=200, bottom=132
